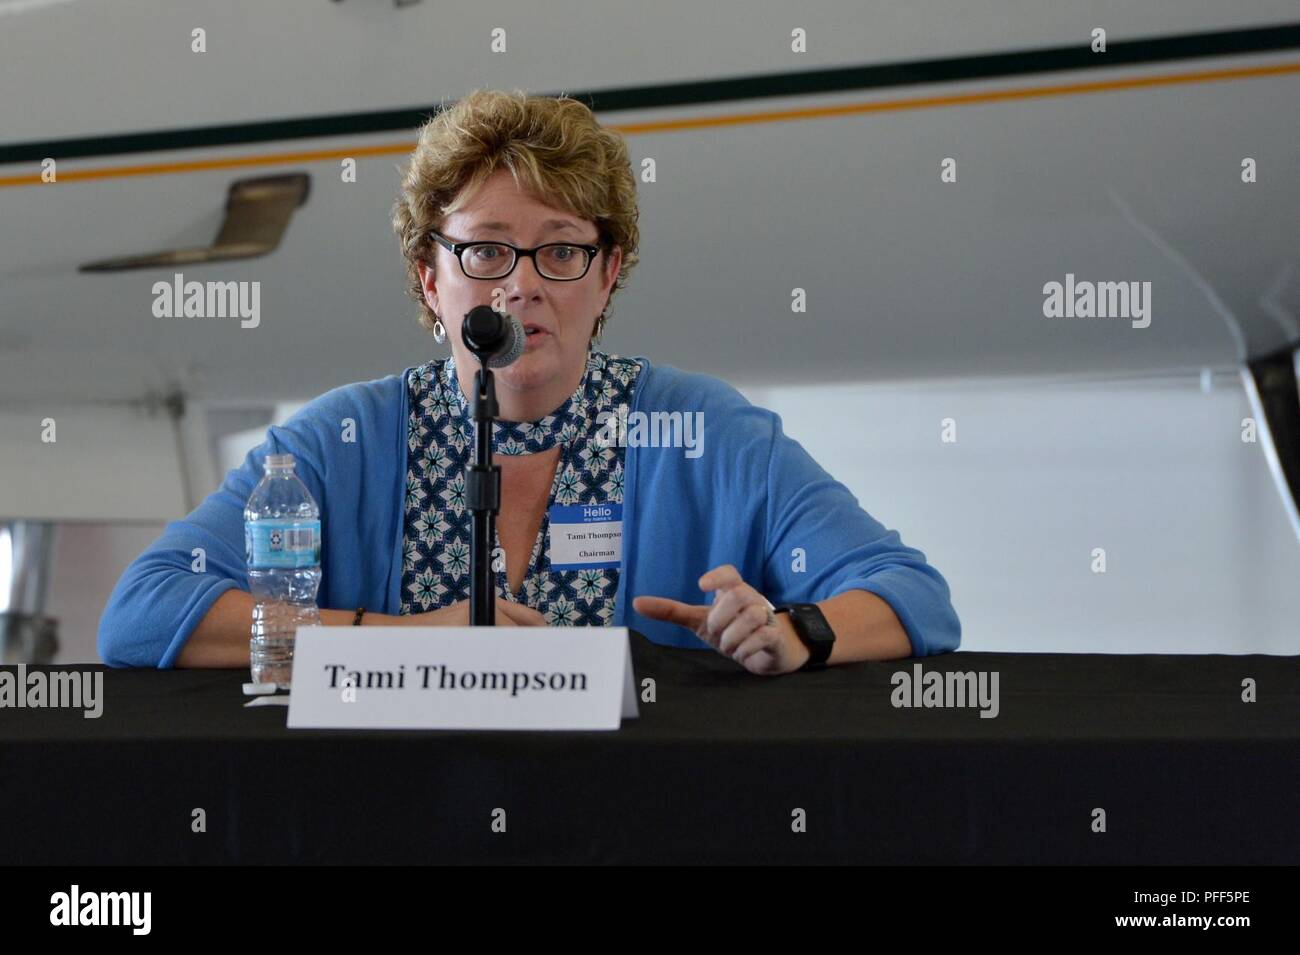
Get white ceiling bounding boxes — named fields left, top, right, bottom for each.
left=1, top=0, right=1298, bottom=407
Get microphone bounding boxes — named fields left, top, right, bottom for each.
left=459, top=305, right=519, bottom=627
left=461, top=305, right=524, bottom=368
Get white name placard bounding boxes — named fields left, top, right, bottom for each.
left=285, top=626, right=639, bottom=730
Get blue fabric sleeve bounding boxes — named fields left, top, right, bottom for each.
left=97, top=419, right=327, bottom=669
left=760, top=412, right=961, bottom=657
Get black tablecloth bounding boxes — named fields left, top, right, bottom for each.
left=2, top=637, right=1297, bottom=864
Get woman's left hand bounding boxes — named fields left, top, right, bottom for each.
left=633, top=565, right=811, bottom=676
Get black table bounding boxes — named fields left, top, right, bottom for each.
left=2, top=637, right=1297, bottom=864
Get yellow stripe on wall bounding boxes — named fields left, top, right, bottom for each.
left=2, top=60, right=1297, bottom=189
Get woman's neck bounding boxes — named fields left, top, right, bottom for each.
left=453, top=358, right=587, bottom=423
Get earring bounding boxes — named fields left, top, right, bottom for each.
left=433, top=315, right=446, bottom=344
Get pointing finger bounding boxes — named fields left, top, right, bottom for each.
left=633, top=595, right=708, bottom=630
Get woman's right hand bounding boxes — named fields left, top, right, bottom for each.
left=400, top=596, right=548, bottom=627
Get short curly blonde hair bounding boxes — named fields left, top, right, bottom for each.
left=392, top=88, right=640, bottom=340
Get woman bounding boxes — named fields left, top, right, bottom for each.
left=98, top=89, right=960, bottom=676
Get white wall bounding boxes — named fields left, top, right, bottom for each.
left=0, top=404, right=188, bottom=521
left=738, top=371, right=1300, bottom=654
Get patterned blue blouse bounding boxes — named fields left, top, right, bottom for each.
left=400, top=347, right=644, bottom=625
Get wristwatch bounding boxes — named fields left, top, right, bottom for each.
left=774, top=603, right=836, bottom=671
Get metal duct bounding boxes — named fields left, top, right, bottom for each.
left=0, top=520, right=59, bottom=664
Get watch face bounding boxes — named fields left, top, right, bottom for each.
left=793, top=605, right=835, bottom=645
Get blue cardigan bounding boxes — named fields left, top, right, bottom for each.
left=98, top=357, right=961, bottom=667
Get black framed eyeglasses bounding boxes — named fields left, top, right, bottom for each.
left=430, top=230, right=602, bottom=281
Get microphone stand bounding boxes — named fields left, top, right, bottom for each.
left=466, top=360, right=500, bottom=626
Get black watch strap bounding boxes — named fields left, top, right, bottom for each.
left=775, top=603, right=835, bottom=670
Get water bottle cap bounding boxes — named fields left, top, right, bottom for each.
left=265, top=453, right=295, bottom=470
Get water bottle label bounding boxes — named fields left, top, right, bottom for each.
left=246, top=520, right=321, bottom=568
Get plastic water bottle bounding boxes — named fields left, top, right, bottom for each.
left=244, top=453, right=321, bottom=689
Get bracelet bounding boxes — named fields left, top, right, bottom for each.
left=352, top=607, right=366, bottom=626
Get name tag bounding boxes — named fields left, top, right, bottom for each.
left=547, top=503, right=622, bottom=571
left=286, top=626, right=639, bottom=730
